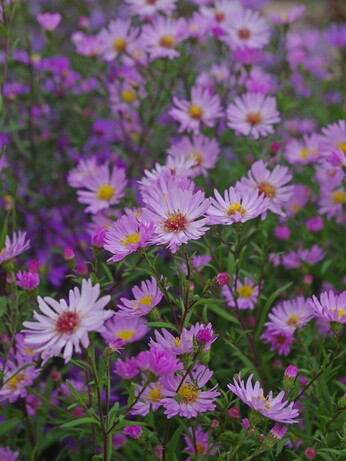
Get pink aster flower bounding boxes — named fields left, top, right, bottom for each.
left=161, top=365, right=220, bottom=419
left=142, top=181, right=210, bottom=253
left=180, top=254, right=211, bottom=275
left=228, top=374, right=299, bottom=423
left=320, top=120, right=346, bottom=156
left=284, top=134, right=321, bottom=165
left=123, top=425, right=142, bottom=439
left=77, top=163, right=127, bottom=214
left=0, top=447, right=19, bottom=461
left=200, top=0, right=242, bottom=31
left=71, top=32, right=101, bottom=57
left=326, top=149, right=346, bottom=171
left=37, top=13, right=61, bottom=31
left=268, top=5, right=306, bottom=25
left=16, top=270, right=40, bottom=291
left=101, top=316, right=149, bottom=344
left=135, top=348, right=183, bottom=378
left=169, top=86, right=223, bottom=134
left=224, top=9, right=271, bottom=50
left=222, top=277, right=259, bottom=310
left=226, top=93, right=280, bottom=139
left=142, top=16, right=186, bottom=61
left=0, top=359, right=40, bottom=403
left=167, top=134, right=220, bottom=177
left=265, top=297, right=313, bottom=332
left=318, top=186, right=346, bottom=219
left=284, top=184, right=310, bottom=216
left=67, top=156, right=98, bottom=188
left=131, top=380, right=166, bottom=416
left=298, top=245, right=325, bottom=265
left=22, top=279, right=112, bottom=363
left=98, top=19, right=138, bottom=61
left=236, top=160, right=293, bottom=216
left=150, top=328, right=194, bottom=356
left=207, top=186, right=269, bottom=224
left=261, top=327, right=295, bottom=356
left=116, top=277, right=163, bottom=317
left=309, top=290, right=346, bottom=324
left=104, top=214, right=155, bottom=262
left=125, top=0, right=177, bottom=17
left=184, top=426, right=218, bottom=460
left=114, top=357, right=139, bottom=380
left=0, top=231, right=30, bottom=264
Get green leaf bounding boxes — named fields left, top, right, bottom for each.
left=66, top=380, right=87, bottom=408
left=0, top=212, right=9, bottom=251
left=146, top=321, right=179, bottom=332
left=0, top=296, right=8, bottom=317
left=207, top=304, right=239, bottom=325
left=60, top=416, right=100, bottom=428
left=0, top=418, right=21, bottom=435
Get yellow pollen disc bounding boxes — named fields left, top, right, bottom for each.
left=23, top=347, right=35, bottom=355
left=280, top=12, right=288, bottom=21
left=137, top=295, right=152, bottom=306
left=159, top=35, right=176, bottom=48
left=337, top=141, right=346, bottom=154
left=258, top=182, right=276, bottom=198
left=196, top=444, right=206, bottom=455
left=190, top=152, right=203, bottom=166
left=246, top=112, right=262, bottom=126
left=117, top=330, right=135, bottom=341
left=227, top=202, right=246, bottom=217
left=189, top=105, right=203, bottom=120
left=31, top=53, right=41, bottom=62
left=237, top=285, right=254, bottom=298
left=300, top=148, right=308, bottom=159
left=174, top=337, right=181, bottom=347
left=287, top=314, right=298, bottom=327
left=121, top=90, right=136, bottom=102
left=97, top=185, right=115, bottom=201
left=113, top=38, right=127, bottom=53
left=178, top=384, right=200, bottom=403
left=147, top=387, right=164, bottom=402
left=7, top=373, right=25, bottom=391
left=332, top=308, right=345, bottom=319
left=291, top=203, right=301, bottom=213
left=332, top=191, right=346, bottom=204
left=121, top=233, right=141, bottom=248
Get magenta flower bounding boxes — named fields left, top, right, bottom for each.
left=268, top=424, right=288, bottom=441
left=309, top=290, right=346, bottom=324
left=131, top=380, right=166, bottom=416
left=142, top=17, right=186, bottom=61
left=236, top=160, right=293, bottom=216
left=228, top=374, right=299, bottom=423
left=207, top=186, right=269, bottom=224
left=0, top=359, right=40, bottom=403
left=222, top=277, right=259, bottom=310
left=150, top=328, right=194, bottom=356
left=0, top=447, right=19, bottom=461
left=268, top=5, right=306, bottom=25
left=116, top=277, right=163, bottom=317
left=98, top=19, right=138, bottom=61
left=224, top=9, right=271, bottom=50
left=184, top=426, right=218, bottom=460
left=0, top=231, right=30, bottom=264
left=123, top=425, right=142, bottom=439
left=326, top=148, right=346, bottom=170
left=125, top=0, right=177, bottom=17
left=161, top=365, right=220, bottom=419
left=320, top=120, right=346, bottom=156
left=114, top=357, right=139, bottom=380
left=104, top=213, right=155, bottom=262
left=135, top=348, right=183, bottom=378
left=16, top=271, right=40, bottom=291
left=22, top=279, right=112, bottom=363
left=101, top=316, right=150, bottom=344
left=170, top=86, right=223, bottom=134
left=226, top=93, right=280, bottom=139
left=261, top=328, right=295, bottom=356
left=36, top=13, right=61, bottom=31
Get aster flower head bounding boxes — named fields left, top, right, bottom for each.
left=236, top=160, right=293, bottom=216
left=0, top=231, right=30, bottom=265
left=117, top=277, right=163, bottom=317
left=320, top=120, right=346, bottom=156
left=0, top=447, right=19, bottom=461
left=67, top=156, right=98, bottom=188
left=98, top=19, right=138, bottom=61
left=77, top=163, right=127, bottom=214
left=0, top=359, right=40, bottom=403
left=326, top=148, right=346, bottom=170
left=224, top=9, right=271, bottom=50
left=142, top=180, right=210, bottom=253
left=150, top=328, right=194, bottom=356
left=268, top=5, right=306, bottom=25
left=184, top=426, right=218, bottom=460
left=131, top=380, right=166, bottom=416
left=284, top=184, right=310, bottom=216
left=226, top=93, right=280, bottom=139
left=135, top=348, right=183, bottom=378
left=167, top=134, right=220, bottom=177
left=228, top=374, right=299, bottom=423
left=318, top=186, right=346, bottom=219
left=104, top=213, right=155, bottom=262
left=284, top=134, right=321, bottom=164
left=16, top=270, right=40, bottom=291
left=37, top=12, right=61, bottom=31
left=266, top=297, right=313, bottom=332
left=125, top=0, right=177, bottom=17
left=261, top=327, right=295, bottom=356
left=309, top=290, right=346, bottom=324
left=160, top=365, right=220, bottom=418
left=200, top=0, right=242, bottom=31
left=207, top=186, right=269, bottom=225
left=102, top=316, right=150, bottom=344
left=22, top=279, right=112, bottom=363
left=114, top=357, right=139, bottom=380
left=222, top=277, right=259, bottom=310
left=169, top=86, right=223, bottom=134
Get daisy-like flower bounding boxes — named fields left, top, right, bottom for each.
left=36, top=12, right=61, bottom=31
left=0, top=358, right=40, bottom=403
left=200, top=0, right=242, bottom=30
left=169, top=86, right=223, bottom=134
left=284, top=184, right=310, bottom=216
left=125, top=0, right=177, bottom=17
left=142, top=17, right=186, bottom=61
left=207, top=186, right=269, bottom=225
left=77, top=163, right=127, bottom=214
left=265, top=297, right=313, bottom=332
left=67, top=156, right=98, bottom=188
left=101, top=316, right=150, bottom=344
left=222, top=277, right=259, bottom=310
left=98, top=19, right=138, bottom=61
left=22, top=279, right=112, bottom=363
left=320, top=120, right=346, bottom=156
left=131, top=380, right=166, bottom=416
left=309, top=290, right=346, bottom=324
left=228, top=374, right=299, bottom=424
left=184, top=426, right=218, bottom=460
left=167, top=134, right=220, bottom=177
left=142, top=181, right=210, bottom=253
left=0, top=231, right=30, bottom=265
left=268, top=5, right=306, bottom=25
left=326, top=148, right=346, bottom=171
left=117, top=277, right=163, bottom=317
left=135, top=348, right=183, bottom=378
left=226, top=93, right=280, bottom=139
left=236, top=160, right=293, bottom=216
left=0, top=447, right=19, bottom=461
left=261, top=327, right=295, bottom=356
left=150, top=328, right=194, bottom=356
left=104, top=213, right=155, bottom=262
left=318, top=186, right=346, bottom=219
left=224, top=9, right=271, bottom=50
left=161, top=365, right=220, bottom=419
left=284, top=134, right=321, bottom=164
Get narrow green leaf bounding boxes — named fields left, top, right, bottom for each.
left=60, top=416, right=100, bottom=428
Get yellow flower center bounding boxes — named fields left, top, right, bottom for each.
left=159, top=35, right=176, bottom=48
left=178, top=384, right=200, bottom=403
left=291, top=203, right=301, bottom=213
left=337, top=141, right=346, bottom=154
left=246, top=112, right=262, bottom=126
left=300, top=148, right=308, bottom=159
left=332, top=308, right=345, bottom=319
left=227, top=202, right=246, bottom=217
left=287, top=315, right=298, bottom=327
left=121, top=90, right=136, bottom=102
left=189, top=105, right=203, bottom=120
left=190, top=152, right=203, bottom=166
left=97, top=185, right=115, bottom=201
left=237, top=285, right=254, bottom=298
left=7, top=372, right=25, bottom=391
left=117, top=330, right=135, bottom=341
left=137, top=295, right=153, bottom=306
left=196, top=443, right=206, bottom=455
left=113, top=38, right=127, bottom=53
left=258, top=182, right=276, bottom=198
left=332, top=191, right=346, bottom=204
left=121, top=233, right=141, bottom=248
left=23, top=347, right=35, bottom=355
left=147, top=387, right=164, bottom=402
left=174, top=337, right=181, bottom=347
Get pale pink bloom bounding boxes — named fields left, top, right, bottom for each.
left=309, top=290, right=346, bottom=324
left=224, top=9, right=271, bottom=50
left=315, top=163, right=343, bottom=190
left=236, top=160, right=293, bottom=216
left=37, top=13, right=61, bottom=31
left=150, top=328, right=194, bottom=355
left=245, top=67, right=274, bottom=94
left=125, top=0, right=177, bottom=17
left=114, top=357, right=139, bottom=380
left=318, top=187, right=346, bottom=219
left=186, top=12, right=210, bottom=39
left=77, top=164, right=127, bottom=214
left=67, top=156, right=98, bottom=188
left=101, top=317, right=149, bottom=344
left=98, top=19, right=138, bottom=61
left=268, top=5, right=306, bottom=25
left=170, top=86, right=223, bottom=134
left=228, top=374, right=299, bottom=423
left=261, top=327, right=295, bottom=356
left=284, top=184, right=310, bottom=216
left=167, top=134, right=220, bottom=177
left=284, top=134, right=321, bottom=164
left=299, top=245, right=325, bottom=265
left=22, top=279, right=112, bottom=363
left=116, top=277, right=163, bottom=317
left=0, top=358, right=40, bottom=403
left=180, top=254, right=211, bottom=275
left=226, top=93, right=280, bottom=139
left=207, top=186, right=269, bottom=224
left=200, top=0, right=242, bottom=30
left=326, top=149, right=346, bottom=170
left=320, top=120, right=346, bottom=156
left=265, top=297, right=313, bottom=332
left=222, top=277, right=259, bottom=310
left=184, top=426, right=218, bottom=460
left=0, top=231, right=30, bottom=264
left=131, top=380, right=166, bottom=416
left=71, top=32, right=101, bottom=57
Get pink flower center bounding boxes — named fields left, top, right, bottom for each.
left=146, top=0, right=157, bottom=4
left=214, top=11, right=225, bottom=22
left=246, top=112, right=262, bottom=126
left=56, top=311, right=79, bottom=334
left=238, top=27, right=251, bottom=40
left=163, top=212, right=188, bottom=233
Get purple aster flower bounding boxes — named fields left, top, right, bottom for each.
left=131, top=380, right=166, bottom=416
left=268, top=5, right=305, bottom=25
left=308, top=290, right=346, bottom=324
left=261, top=327, right=295, bottom=356
left=101, top=316, right=150, bottom=344
left=320, top=120, right=346, bottom=156
left=16, top=271, right=40, bottom=291
left=116, top=277, right=163, bottom=317
left=123, top=425, right=142, bottom=439
left=98, top=19, right=139, bottom=61
left=135, top=348, right=183, bottom=378
left=0, top=359, right=40, bottom=403
left=265, top=297, right=313, bottom=332
left=222, top=277, right=259, bottom=310
left=36, top=13, right=61, bottom=31
left=0, top=447, right=19, bottom=461
left=114, top=357, right=139, bottom=380
left=125, top=0, right=177, bottom=17
left=0, top=231, right=30, bottom=265
left=184, top=426, right=218, bottom=460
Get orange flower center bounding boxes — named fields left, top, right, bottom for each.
left=258, top=182, right=276, bottom=198
left=246, top=112, right=262, bottom=126
left=160, top=35, right=176, bottom=48
left=238, top=28, right=251, bottom=40
left=113, top=38, right=127, bottom=53
left=189, top=105, right=203, bottom=120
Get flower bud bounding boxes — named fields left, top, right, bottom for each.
left=148, top=307, right=161, bottom=322
left=103, top=338, right=125, bottom=357
left=63, top=247, right=75, bottom=260
left=283, top=364, right=299, bottom=390
left=91, top=226, right=107, bottom=248
left=304, top=447, right=317, bottom=459
left=196, top=327, right=213, bottom=345
left=75, top=262, right=88, bottom=276
left=123, top=425, right=143, bottom=439
left=228, top=406, right=240, bottom=418
left=215, top=272, right=230, bottom=286
left=337, top=393, right=346, bottom=408
left=72, top=406, right=85, bottom=418
left=210, top=419, right=219, bottom=429
left=262, top=425, right=287, bottom=448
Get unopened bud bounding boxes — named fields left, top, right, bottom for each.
left=215, top=272, right=230, bottom=286
left=283, top=364, right=299, bottom=390
left=123, top=425, right=143, bottom=439
left=304, top=447, right=317, bottom=459
left=228, top=406, right=240, bottom=418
